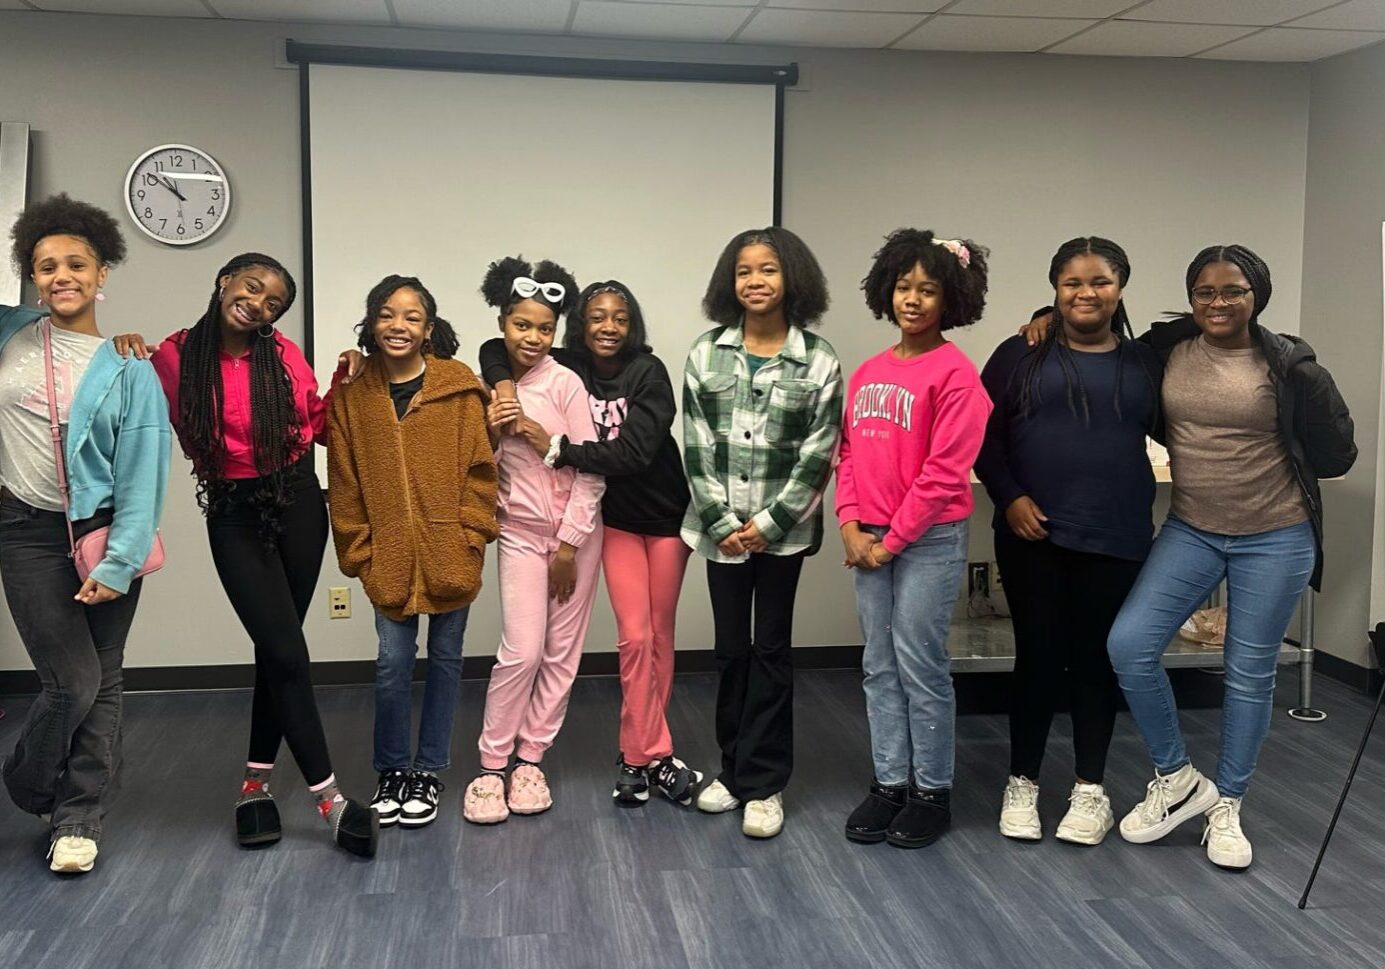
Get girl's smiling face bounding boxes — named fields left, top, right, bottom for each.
left=372, top=286, right=433, bottom=361
left=219, top=266, right=289, bottom=336
left=501, top=297, right=557, bottom=373
left=734, top=243, right=784, bottom=318
left=30, top=234, right=107, bottom=323
left=583, top=291, right=630, bottom=360
left=892, top=261, right=943, bottom=336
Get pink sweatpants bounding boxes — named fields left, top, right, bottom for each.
left=478, top=522, right=604, bottom=770
left=602, top=526, right=691, bottom=766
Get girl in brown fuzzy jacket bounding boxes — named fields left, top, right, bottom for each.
left=327, top=275, right=498, bottom=830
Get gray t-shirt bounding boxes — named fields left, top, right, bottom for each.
left=1164, top=336, right=1308, bottom=536
left=0, top=319, right=105, bottom=511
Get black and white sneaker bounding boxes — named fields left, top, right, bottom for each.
left=612, top=758, right=649, bottom=806
left=371, top=769, right=410, bottom=827
left=649, top=755, right=704, bottom=806
left=400, top=772, right=443, bottom=828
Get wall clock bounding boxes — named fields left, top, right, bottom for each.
left=124, top=143, right=230, bottom=246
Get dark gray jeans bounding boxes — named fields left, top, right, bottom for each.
left=0, top=494, right=142, bottom=843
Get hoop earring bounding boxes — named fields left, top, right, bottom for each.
left=218, top=287, right=225, bottom=300
left=258, top=324, right=275, bottom=338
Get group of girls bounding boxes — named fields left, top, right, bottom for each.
left=0, top=192, right=1354, bottom=879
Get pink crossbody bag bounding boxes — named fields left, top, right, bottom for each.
left=43, top=321, right=165, bottom=584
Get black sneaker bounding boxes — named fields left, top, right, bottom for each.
left=885, top=786, right=951, bottom=849
left=371, top=769, right=410, bottom=827
left=649, top=755, right=704, bottom=806
left=612, top=758, right=649, bottom=806
left=399, top=772, right=443, bottom=828
left=845, top=781, right=907, bottom=845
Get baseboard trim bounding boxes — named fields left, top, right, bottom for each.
left=1313, top=651, right=1384, bottom=693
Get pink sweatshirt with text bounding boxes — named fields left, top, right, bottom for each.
left=496, top=354, right=606, bottom=547
left=835, top=342, right=992, bottom=556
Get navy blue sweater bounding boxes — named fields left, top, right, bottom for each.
left=974, top=335, right=1162, bottom=562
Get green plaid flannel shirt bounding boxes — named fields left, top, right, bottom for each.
left=680, top=324, right=843, bottom=563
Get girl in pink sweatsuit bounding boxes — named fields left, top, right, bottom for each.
left=463, top=257, right=605, bottom=825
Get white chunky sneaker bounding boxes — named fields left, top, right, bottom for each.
left=998, top=776, right=1041, bottom=841
left=1119, top=764, right=1220, bottom=844
left=1055, top=782, right=1114, bottom=846
left=742, top=792, right=784, bottom=839
left=696, top=779, right=740, bottom=814
left=1202, top=797, right=1252, bottom=869
left=48, top=835, right=97, bottom=874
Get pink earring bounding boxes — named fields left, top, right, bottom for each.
left=35, top=297, right=44, bottom=306
left=95, top=292, right=106, bottom=302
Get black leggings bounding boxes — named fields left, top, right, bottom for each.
left=207, top=466, right=333, bottom=786
left=995, top=530, right=1142, bottom=784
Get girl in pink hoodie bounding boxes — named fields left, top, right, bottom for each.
left=463, top=257, right=605, bottom=825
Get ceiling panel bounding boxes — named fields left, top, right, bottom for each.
left=737, top=8, right=926, bottom=47
left=391, top=0, right=572, bottom=32
left=617, top=0, right=757, bottom=5
left=766, top=0, right=942, bottom=11
left=894, top=14, right=1095, bottom=51
left=1048, top=19, right=1256, bottom=56
left=573, top=1, right=750, bottom=43
left=1197, top=25, right=1385, bottom=60
left=1123, top=0, right=1341, bottom=27
left=28, top=0, right=212, bottom=15
left=0, top=0, right=35, bottom=7
left=1289, top=0, right=1385, bottom=30
left=210, top=0, right=390, bottom=24
left=947, top=0, right=1131, bottom=16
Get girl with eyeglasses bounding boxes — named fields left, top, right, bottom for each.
left=461, top=256, right=606, bottom=825
left=1021, top=244, right=1355, bottom=870
left=479, top=280, right=701, bottom=810
left=682, top=227, right=842, bottom=839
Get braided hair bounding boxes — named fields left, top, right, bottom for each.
left=177, top=252, right=302, bottom=536
left=1184, top=244, right=1271, bottom=322
left=480, top=255, right=578, bottom=320
left=1018, top=237, right=1157, bottom=427
left=356, top=275, right=459, bottom=358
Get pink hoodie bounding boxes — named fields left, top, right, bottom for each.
left=151, top=330, right=327, bottom=480
left=495, top=353, right=605, bottom=547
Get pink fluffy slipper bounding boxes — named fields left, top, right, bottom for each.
left=507, top=763, right=553, bottom=815
left=462, top=773, right=509, bottom=825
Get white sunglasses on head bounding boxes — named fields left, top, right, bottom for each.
left=511, top=276, right=566, bottom=303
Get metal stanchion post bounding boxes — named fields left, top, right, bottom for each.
left=1290, top=588, right=1326, bottom=722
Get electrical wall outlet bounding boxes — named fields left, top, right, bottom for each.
left=329, top=586, right=351, bottom=619
left=968, top=562, right=990, bottom=598
left=989, top=561, right=1003, bottom=594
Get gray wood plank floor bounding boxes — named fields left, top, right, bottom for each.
left=1, top=669, right=1381, bottom=969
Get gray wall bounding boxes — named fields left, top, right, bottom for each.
left=0, top=11, right=1314, bottom=671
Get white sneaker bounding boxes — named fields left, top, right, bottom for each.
left=742, top=793, right=784, bottom=839
left=1119, top=764, right=1220, bottom=844
left=998, top=776, right=1041, bottom=841
left=1202, top=797, right=1252, bottom=869
left=696, top=779, right=740, bottom=814
left=1056, top=782, right=1114, bottom=846
left=48, top=835, right=97, bottom=874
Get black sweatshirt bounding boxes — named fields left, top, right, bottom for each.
left=479, top=340, right=691, bottom=536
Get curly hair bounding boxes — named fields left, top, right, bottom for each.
left=10, top=193, right=127, bottom=272
left=702, top=227, right=830, bottom=328
left=356, top=275, right=459, bottom=359
left=861, top=228, right=988, bottom=331
left=177, top=252, right=303, bottom=537
left=1184, top=244, right=1271, bottom=322
left=562, top=280, right=652, bottom=358
left=480, top=255, right=578, bottom=321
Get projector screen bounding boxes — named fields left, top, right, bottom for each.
left=305, top=61, right=778, bottom=392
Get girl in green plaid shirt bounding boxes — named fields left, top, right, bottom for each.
left=681, top=227, right=842, bottom=839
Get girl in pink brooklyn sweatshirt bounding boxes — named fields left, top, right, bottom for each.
left=462, top=256, right=605, bottom=825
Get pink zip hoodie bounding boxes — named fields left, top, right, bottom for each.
left=495, top=353, right=605, bottom=547
left=151, top=329, right=327, bottom=480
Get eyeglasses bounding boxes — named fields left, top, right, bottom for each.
left=1191, top=286, right=1252, bottom=306
left=511, top=276, right=566, bottom=303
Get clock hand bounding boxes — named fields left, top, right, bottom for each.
left=157, top=172, right=224, bottom=183
left=158, top=176, right=188, bottom=202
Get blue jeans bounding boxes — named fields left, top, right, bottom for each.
left=1107, top=516, right=1314, bottom=798
left=373, top=607, right=469, bottom=772
left=855, top=520, right=967, bottom=790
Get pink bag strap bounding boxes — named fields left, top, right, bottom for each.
left=40, top=321, right=80, bottom=559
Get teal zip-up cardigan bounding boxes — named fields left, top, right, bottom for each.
left=0, top=305, right=171, bottom=593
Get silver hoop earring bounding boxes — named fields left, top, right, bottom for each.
left=218, top=287, right=225, bottom=300
left=258, top=324, right=274, bottom=338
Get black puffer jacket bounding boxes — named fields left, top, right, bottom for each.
left=1144, top=315, right=1356, bottom=590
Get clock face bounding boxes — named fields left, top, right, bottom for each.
left=124, top=144, right=231, bottom=246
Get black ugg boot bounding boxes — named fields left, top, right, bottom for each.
left=235, top=798, right=282, bottom=848
left=334, top=798, right=380, bottom=858
left=885, top=786, right=950, bottom=849
left=845, top=781, right=908, bottom=844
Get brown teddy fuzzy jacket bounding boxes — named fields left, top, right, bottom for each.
left=327, top=355, right=499, bottom=620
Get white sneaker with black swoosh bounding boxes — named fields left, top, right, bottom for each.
left=1119, top=764, right=1220, bottom=844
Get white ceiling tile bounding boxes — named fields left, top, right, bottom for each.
left=947, top=0, right=1130, bottom=16
left=737, top=8, right=926, bottom=47
left=391, top=0, right=572, bottom=32
left=767, top=0, right=941, bottom=10
left=1123, top=0, right=1341, bottom=27
left=1289, top=0, right=1385, bottom=30
left=573, top=1, right=750, bottom=43
left=617, top=0, right=757, bottom=5
left=1196, top=25, right=1385, bottom=59
left=1047, top=19, right=1256, bottom=55
left=894, top=14, right=1095, bottom=50
left=28, top=0, right=212, bottom=15
left=211, top=0, right=390, bottom=24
